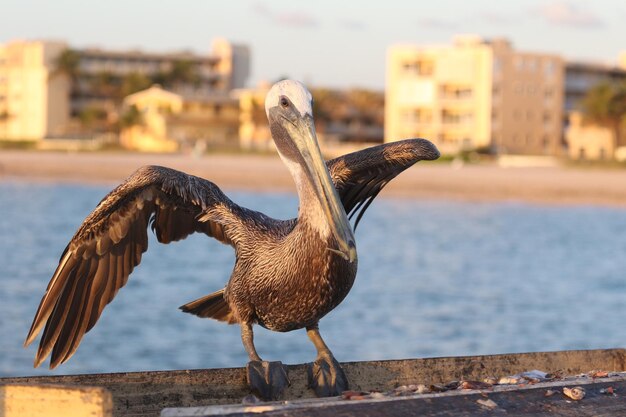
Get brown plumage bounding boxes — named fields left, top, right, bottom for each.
left=24, top=80, right=438, bottom=398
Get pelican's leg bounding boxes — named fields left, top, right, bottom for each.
left=241, top=322, right=290, bottom=401
left=306, top=323, right=349, bottom=397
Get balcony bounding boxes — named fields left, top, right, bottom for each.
left=439, top=85, right=473, bottom=100
left=441, top=109, right=473, bottom=126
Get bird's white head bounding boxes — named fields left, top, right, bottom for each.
left=264, top=79, right=313, bottom=119
left=263, top=79, right=356, bottom=263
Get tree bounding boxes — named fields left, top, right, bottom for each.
left=581, top=81, right=626, bottom=149
left=121, top=72, right=152, bottom=97
left=78, top=106, right=108, bottom=128
left=54, top=49, right=81, bottom=81
left=119, top=105, right=143, bottom=128
left=166, top=60, right=200, bottom=87
left=89, top=71, right=120, bottom=98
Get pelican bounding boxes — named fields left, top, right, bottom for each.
left=24, top=80, right=439, bottom=400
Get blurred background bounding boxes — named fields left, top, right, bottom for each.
left=0, top=0, right=625, bottom=157
left=1, top=0, right=626, bottom=377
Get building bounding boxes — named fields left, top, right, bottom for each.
left=620, top=52, right=626, bottom=71
left=562, top=60, right=626, bottom=160
left=312, top=88, right=384, bottom=145
left=237, top=83, right=386, bottom=152
left=238, top=81, right=272, bottom=151
left=566, top=111, right=616, bottom=160
left=386, top=35, right=564, bottom=156
left=564, top=61, right=626, bottom=115
left=70, top=38, right=248, bottom=125
left=0, top=40, right=70, bottom=141
left=0, top=38, right=249, bottom=141
left=120, top=85, right=240, bottom=152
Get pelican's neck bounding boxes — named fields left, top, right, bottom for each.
left=282, top=155, right=334, bottom=237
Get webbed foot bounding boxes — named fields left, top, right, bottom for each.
left=246, top=360, right=290, bottom=401
left=307, top=354, right=349, bottom=397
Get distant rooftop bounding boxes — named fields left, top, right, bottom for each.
left=77, top=47, right=220, bottom=64
left=565, top=60, right=626, bottom=75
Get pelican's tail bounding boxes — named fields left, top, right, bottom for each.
left=179, top=289, right=237, bottom=324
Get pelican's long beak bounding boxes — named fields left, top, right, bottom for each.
left=286, top=114, right=357, bottom=263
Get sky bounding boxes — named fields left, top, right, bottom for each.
left=1, top=0, right=625, bottom=90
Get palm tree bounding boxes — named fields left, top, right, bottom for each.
left=581, top=81, right=626, bottom=150
left=166, top=60, right=200, bottom=87
left=119, top=105, right=143, bottom=128
left=121, top=72, right=152, bottom=97
left=54, top=49, right=81, bottom=81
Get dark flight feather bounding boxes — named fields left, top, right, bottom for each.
left=24, top=165, right=241, bottom=368
left=327, top=138, right=440, bottom=229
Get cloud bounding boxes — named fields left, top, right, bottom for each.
left=338, top=19, right=368, bottom=32
left=479, top=11, right=516, bottom=25
left=533, top=1, right=603, bottom=28
left=416, top=17, right=457, bottom=30
left=250, top=2, right=271, bottom=16
left=251, top=2, right=318, bottom=28
left=274, top=12, right=318, bottom=28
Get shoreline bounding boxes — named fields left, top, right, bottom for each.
left=2, top=150, right=626, bottom=209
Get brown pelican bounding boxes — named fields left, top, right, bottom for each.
left=24, top=80, right=439, bottom=400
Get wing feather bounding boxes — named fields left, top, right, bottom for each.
left=327, top=139, right=439, bottom=229
left=25, top=165, right=243, bottom=368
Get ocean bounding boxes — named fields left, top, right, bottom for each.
left=1, top=181, right=625, bottom=377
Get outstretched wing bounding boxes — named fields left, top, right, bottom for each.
left=327, top=139, right=439, bottom=229
left=25, top=165, right=241, bottom=368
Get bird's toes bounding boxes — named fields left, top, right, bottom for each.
left=246, top=360, right=290, bottom=401
left=307, top=355, right=349, bottom=397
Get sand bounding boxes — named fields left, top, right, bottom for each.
left=1, top=150, right=626, bottom=208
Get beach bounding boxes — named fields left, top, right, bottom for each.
left=1, top=150, right=626, bottom=208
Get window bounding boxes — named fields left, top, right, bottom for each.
left=544, top=60, right=555, bottom=76
left=544, top=89, right=554, bottom=107
left=402, top=59, right=434, bottom=76
left=543, top=113, right=552, bottom=129
left=402, top=108, right=432, bottom=124
left=440, top=85, right=472, bottom=99
left=441, top=110, right=473, bottom=124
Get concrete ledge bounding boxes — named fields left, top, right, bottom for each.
left=163, top=375, right=626, bottom=417
left=0, top=384, right=112, bottom=417
left=2, top=349, right=626, bottom=417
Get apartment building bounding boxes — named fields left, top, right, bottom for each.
left=0, top=40, right=70, bottom=140
left=120, top=84, right=240, bottom=152
left=0, top=38, right=249, bottom=141
left=386, top=36, right=564, bottom=155
left=565, top=61, right=626, bottom=114
left=564, top=61, right=626, bottom=160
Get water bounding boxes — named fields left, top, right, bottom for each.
left=1, top=181, right=626, bottom=377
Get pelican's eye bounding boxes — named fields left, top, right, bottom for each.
left=280, top=97, right=289, bottom=108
